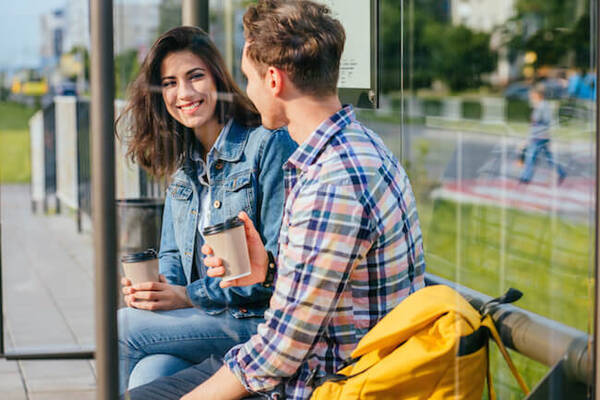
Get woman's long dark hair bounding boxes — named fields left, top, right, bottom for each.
left=117, top=26, right=261, bottom=177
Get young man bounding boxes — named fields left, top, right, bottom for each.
left=124, top=1, right=425, bottom=399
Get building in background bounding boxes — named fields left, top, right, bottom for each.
left=114, top=0, right=160, bottom=55
left=63, top=0, right=90, bottom=53
left=40, top=9, right=65, bottom=70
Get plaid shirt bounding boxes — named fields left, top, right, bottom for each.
left=224, top=105, right=425, bottom=399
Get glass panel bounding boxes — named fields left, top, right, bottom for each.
left=1, top=1, right=97, bottom=395
left=393, top=0, right=596, bottom=397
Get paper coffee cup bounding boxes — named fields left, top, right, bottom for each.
left=121, top=249, right=159, bottom=285
left=203, top=217, right=251, bottom=282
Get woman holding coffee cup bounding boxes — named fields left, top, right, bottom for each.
left=116, top=26, right=296, bottom=394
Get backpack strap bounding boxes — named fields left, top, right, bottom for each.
left=306, top=361, right=367, bottom=388
left=481, top=315, right=530, bottom=396
left=478, top=288, right=530, bottom=397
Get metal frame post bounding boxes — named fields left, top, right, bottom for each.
left=0, top=185, right=4, bottom=356
left=182, top=0, right=209, bottom=31
left=595, top=0, right=600, bottom=395
left=90, top=0, right=118, bottom=398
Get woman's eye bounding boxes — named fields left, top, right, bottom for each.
left=161, top=81, right=175, bottom=88
left=191, top=73, right=205, bottom=80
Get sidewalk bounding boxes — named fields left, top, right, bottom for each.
left=1, top=184, right=96, bottom=399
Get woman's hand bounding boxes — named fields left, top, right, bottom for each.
left=203, top=211, right=269, bottom=288
left=121, top=275, right=192, bottom=311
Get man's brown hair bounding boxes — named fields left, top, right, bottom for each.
left=243, top=0, right=346, bottom=96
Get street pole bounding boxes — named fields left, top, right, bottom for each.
left=594, top=0, right=600, bottom=395
left=90, top=0, right=118, bottom=399
left=182, top=0, right=209, bottom=31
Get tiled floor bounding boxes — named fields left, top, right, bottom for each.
left=1, top=184, right=96, bottom=399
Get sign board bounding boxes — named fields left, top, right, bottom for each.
left=316, top=0, right=378, bottom=108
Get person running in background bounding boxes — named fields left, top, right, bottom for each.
left=519, top=83, right=566, bottom=184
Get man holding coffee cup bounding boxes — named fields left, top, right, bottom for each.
left=124, top=1, right=426, bottom=399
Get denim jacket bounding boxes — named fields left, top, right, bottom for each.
left=159, top=120, right=297, bottom=319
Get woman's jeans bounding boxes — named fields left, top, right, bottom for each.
left=118, top=306, right=263, bottom=394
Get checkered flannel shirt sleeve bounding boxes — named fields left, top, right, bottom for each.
left=224, top=179, right=373, bottom=393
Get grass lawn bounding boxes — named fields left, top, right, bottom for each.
left=0, top=130, right=30, bottom=182
left=420, top=198, right=592, bottom=398
left=0, top=102, right=35, bottom=183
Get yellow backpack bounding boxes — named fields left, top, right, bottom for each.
left=309, top=285, right=530, bottom=400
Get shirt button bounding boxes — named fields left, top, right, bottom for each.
left=215, top=161, right=224, bottom=170
left=213, top=200, right=221, bottom=209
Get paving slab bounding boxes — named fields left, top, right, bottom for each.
left=28, top=390, right=96, bottom=400
left=1, top=184, right=97, bottom=398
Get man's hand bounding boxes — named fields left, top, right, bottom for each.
left=121, top=275, right=192, bottom=310
left=203, top=211, right=269, bottom=288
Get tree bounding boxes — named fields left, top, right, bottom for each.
left=158, top=0, right=182, bottom=37
left=115, top=49, right=140, bottom=99
left=424, top=25, right=497, bottom=91
left=381, top=0, right=452, bottom=92
left=0, top=72, right=8, bottom=102
left=504, top=0, right=590, bottom=71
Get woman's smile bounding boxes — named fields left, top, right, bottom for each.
left=178, top=99, right=205, bottom=114
left=161, top=50, right=219, bottom=130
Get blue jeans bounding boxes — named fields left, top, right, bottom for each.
left=118, top=307, right=263, bottom=394
left=121, top=356, right=276, bottom=399
left=520, top=138, right=566, bottom=183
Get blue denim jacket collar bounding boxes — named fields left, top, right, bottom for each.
left=183, top=119, right=250, bottom=180
left=214, top=119, right=250, bottom=162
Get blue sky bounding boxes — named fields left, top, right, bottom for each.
left=0, top=0, right=66, bottom=71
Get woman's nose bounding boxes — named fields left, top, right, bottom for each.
left=177, top=80, right=195, bottom=100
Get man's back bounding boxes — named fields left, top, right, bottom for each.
left=225, top=105, right=426, bottom=399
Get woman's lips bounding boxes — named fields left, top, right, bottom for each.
left=178, top=99, right=204, bottom=114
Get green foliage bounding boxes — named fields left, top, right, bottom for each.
left=0, top=72, right=8, bottom=102
left=385, top=0, right=451, bottom=91
left=158, top=0, right=182, bottom=36
left=504, top=0, right=590, bottom=70
left=424, top=25, right=497, bottom=91
left=515, top=0, right=582, bottom=29
left=115, top=49, right=141, bottom=99
left=396, top=0, right=496, bottom=92
left=506, top=99, right=532, bottom=122
left=461, top=100, right=482, bottom=120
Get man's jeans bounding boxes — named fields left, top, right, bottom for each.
left=118, top=307, right=262, bottom=394
left=122, top=356, right=276, bottom=400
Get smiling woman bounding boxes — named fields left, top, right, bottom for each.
left=159, top=50, right=221, bottom=152
left=114, top=26, right=297, bottom=395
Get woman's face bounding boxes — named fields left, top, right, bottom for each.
left=160, top=50, right=219, bottom=130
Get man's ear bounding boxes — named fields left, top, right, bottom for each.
left=265, top=66, right=285, bottom=97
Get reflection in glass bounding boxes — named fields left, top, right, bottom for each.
left=352, top=0, right=596, bottom=397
